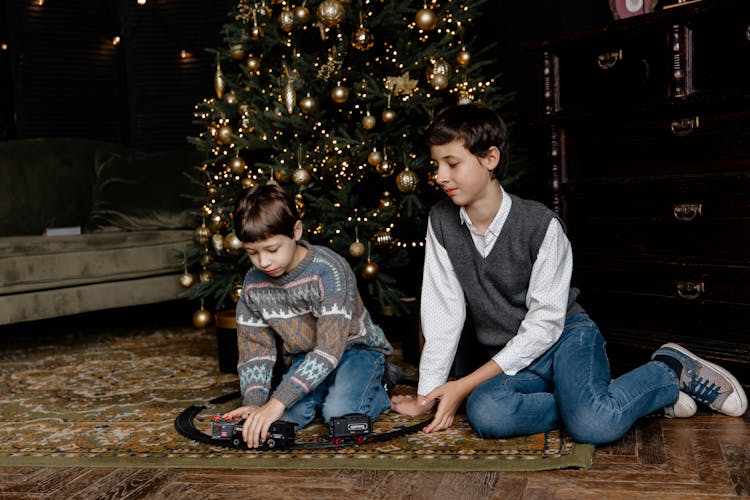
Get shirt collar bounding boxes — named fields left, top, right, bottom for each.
left=458, top=185, right=511, bottom=237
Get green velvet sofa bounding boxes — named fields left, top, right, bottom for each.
left=0, top=138, right=202, bottom=325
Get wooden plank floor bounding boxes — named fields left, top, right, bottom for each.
left=0, top=410, right=747, bottom=499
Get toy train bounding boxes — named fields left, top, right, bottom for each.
left=211, top=412, right=375, bottom=449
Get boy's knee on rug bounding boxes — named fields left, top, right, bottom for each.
left=563, top=407, right=630, bottom=445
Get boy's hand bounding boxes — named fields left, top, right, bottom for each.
left=421, top=379, right=471, bottom=433
left=241, top=398, right=286, bottom=448
left=222, top=405, right=258, bottom=421
left=390, top=394, right=434, bottom=417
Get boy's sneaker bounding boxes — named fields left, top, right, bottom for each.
left=652, top=343, right=748, bottom=417
left=662, top=391, right=697, bottom=418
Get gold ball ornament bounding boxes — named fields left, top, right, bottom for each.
left=396, top=167, right=419, bottom=193
left=249, top=24, right=264, bottom=40
left=278, top=8, right=295, bottom=32
left=208, top=212, right=227, bottom=232
left=457, top=48, right=472, bottom=67
left=193, top=224, right=211, bottom=245
left=381, top=108, right=396, bottom=123
left=376, top=157, right=395, bottom=177
left=379, top=191, right=395, bottom=208
left=361, top=261, right=380, bottom=280
left=349, top=240, right=366, bottom=258
left=299, top=94, right=318, bottom=114
left=316, top=0, right=345, bottom=28
left=367, top=148, right=383, bottom=166
left=361, top=112, right=376, bottom=130
left=351, top=26, right=374, bottom=51
left=294, top=193, right=306, bottom=218
left=229, top=44, right=245, bottom=60
left=200, top=253, right=214, bottom=267
left=294, top=5, right=310, bottom=23
left=292, top=167, right=311, bottom=186
left=216, top=124, right=234, bottom=144
left=427, top=58, right=452, bottom=90
left=223, top=92, right=238, bottom=105
left=274, top=169, right=290, bottom=184
left=232, top=283, right=244, bottom=302
left=223, top=232, right=244, bottom=254
left=415, top=8, right=437, bottom=31
left=192, top=307, right=212, bottom=329
left=331, top=83, right=349, bottom=104
left=241, top=176, right=255, bottom=189
left=228, top=156, right=246, bottom=175
left=179, top=272, right=195, bottom=289
left=245, top=54, right=261, bottom=73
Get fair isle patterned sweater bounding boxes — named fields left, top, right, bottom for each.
left=235, top=240, right=393, bottom=409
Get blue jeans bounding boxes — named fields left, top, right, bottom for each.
left=279, top=347, right=391, bottom=429
left=465, top=313, right=680, bottom=445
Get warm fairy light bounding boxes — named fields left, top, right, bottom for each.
left=137, top=0, right=147, bottom=5
left=112, top=36, right=121, bottom=46
left=1, top=43, right=7, bottom=51
left=180, top=50, right=190, bottom=59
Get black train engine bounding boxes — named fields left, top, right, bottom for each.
left=211, top=416, right=297, bottom=449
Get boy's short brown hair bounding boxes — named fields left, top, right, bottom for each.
left=425, top=104, right=509, bottom=179
left=233, top=183, right=299, bottom=243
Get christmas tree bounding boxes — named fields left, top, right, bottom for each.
left=181, top=0, right=515, bottom=327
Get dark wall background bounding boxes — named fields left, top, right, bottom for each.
left=0, top=0, right=613, bottom=157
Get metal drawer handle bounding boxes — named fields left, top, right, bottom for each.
left=673, top=203, right=702, bottom=221
left=670, top=116, right=700, bottom=136
left=676, top=281, right=704, bottom=300
left=597, top=50, right=622, bottom=70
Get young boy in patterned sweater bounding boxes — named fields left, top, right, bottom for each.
left=223, top=183, right=393, bottom=448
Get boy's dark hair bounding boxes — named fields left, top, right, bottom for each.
left=425, top=104, right=509, bottom=179
left=233, top=183, right=299, bottom=243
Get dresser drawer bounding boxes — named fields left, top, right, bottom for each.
left=691, top=3, right=750, bottom=96
left=556, top=29, right=669, bottom=113
left=565, top=176, right=750, bottom=260
left=563, top=108, right=750, bottom=180
left=574, top=257, right=750, bottom=344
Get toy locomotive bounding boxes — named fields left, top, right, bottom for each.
left=211, top=412, right=374, bottom=449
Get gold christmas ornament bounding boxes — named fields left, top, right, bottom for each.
left=361, top=260, right=379, bottom=280
left=200, top=253, right=214, bottom=267
left=427, top=57, right=452, bottom=90
left=208, top=211, right=227, bottom=232
left=223, top=231, right=244, bottom=254
left=214, top=59, right=226, bottom=99
left=458, top=91, right=474, bottom=105
left=179, top=272, right=195, bottom=288
left=415, top=7, right=437, bottom=31
left=232, top=283, right=244, bottom=302
left=381, top=108, right=396, bottom=123
left=274, top=168, right=290, bottom=184
left=299, top=93, right=318, bottom=114
left=192, top=307, right=212, bottom=329
left=279, top=8, right=295, bottom=32
left=216, top=124, right=234, bottom=144
left=245, top=54, right=261, bottom=73
left=316, top=0, right=345, bottom=28
left=457, top=48, right=472, bottom=67
left=249, top=23, right=264, bottom=40
left=361, top=112, right=376, bottom=130
left=349, top=240, right=365, bottom=258
left=211, top=233, right=224, bottom=254
left=292, top=167, right=311, bottom=186
left=379, top=191, right=395, bottom=208
left=199, top=269, right=213, bottom=283
left=367, top=148, right=383, bottom=166
left=294, top=193, right=306, bottom=218
left=331, top=82, right=349, bottom=104
left=294, top=4, right=310, bottom=23
left=374, top=229, right=394, bottom=248
left=351, top=25, right=374, bottom=51
left=229, top=44, right=245, bottom=60
left=282, top=79, right=297, bottom=114
left=223, top=91, right=238, bottom=105
left=376, top=156, right=395, bottom=177
left=193, top=224, right=211, bottom=245
left=228, top=156, right=246, bottom=175
left=396, top=167, right=419, bottom=193
left=242, top=176, right=255, bottom=189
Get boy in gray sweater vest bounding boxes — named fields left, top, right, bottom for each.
left=390, top=104, right=747, bottom=444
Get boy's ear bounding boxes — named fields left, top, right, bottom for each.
left=483, top=146, right=501, bottom=172
left=293, top=220, right=303, bottom=241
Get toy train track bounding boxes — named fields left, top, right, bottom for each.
left=175, top=391, right=433, bottom=450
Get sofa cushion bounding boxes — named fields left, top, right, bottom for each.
left=0, top=139, right=134, bottom=236
left=86, top=148, right=203, bottom=232
left=0, top=230, right=192, bottom=295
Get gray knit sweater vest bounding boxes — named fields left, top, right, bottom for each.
left=429, top=194, right=584, bottom=350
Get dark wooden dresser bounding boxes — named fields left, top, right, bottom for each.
left=538, top=0, right=750, bottom=384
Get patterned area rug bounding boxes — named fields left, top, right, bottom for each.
left=0, top=325, right=593, bottom=471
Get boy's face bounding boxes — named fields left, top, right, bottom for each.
left=242, top=220, right=304, bottom=278
left=430, top=139, right=499, bottom=208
